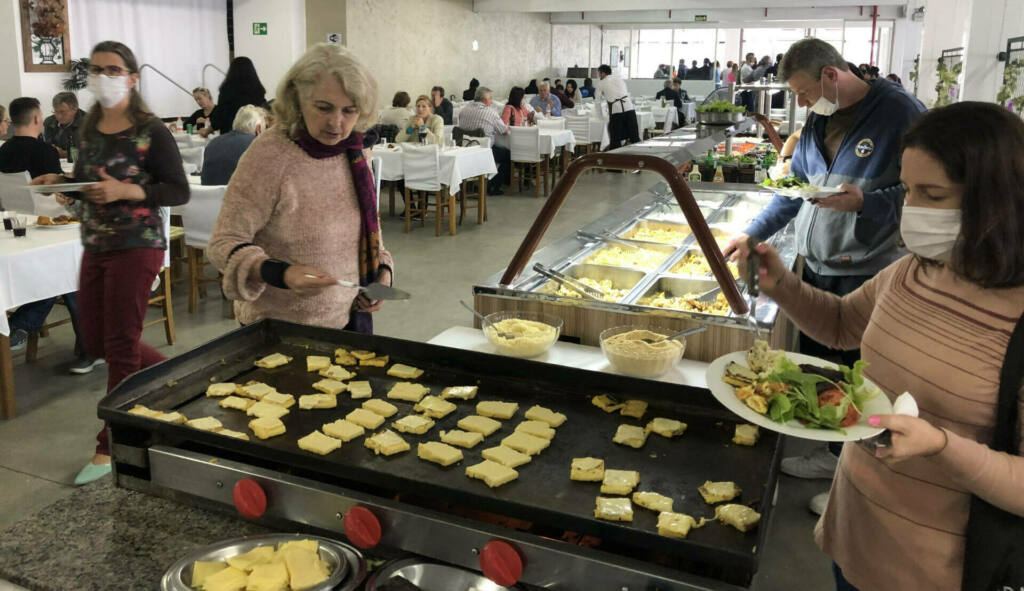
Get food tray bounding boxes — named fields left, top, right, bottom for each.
left=160, top=533, right=365, bottom=591
left=533, top=263, right=646, bottom=303
left=101, top=320, right=782, bottom=582
left=617, top=219, right=693, bottom=246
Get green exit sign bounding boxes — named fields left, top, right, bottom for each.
left=252, top=22, right=267, bottom=35
left=695, top=14, right=708, bottom=22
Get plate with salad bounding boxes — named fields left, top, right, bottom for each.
left=705, top=341, right=893, bottom=441
left=760, top=176, right=843, bottom=200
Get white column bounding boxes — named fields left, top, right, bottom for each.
left=960, top=0, right=1024, bottom=102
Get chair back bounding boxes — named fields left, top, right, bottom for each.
left=370, top=156, right=383, bottom=210
left=509, top=126, right=542, bottom=163
left=462, top=135, right=491, bottom=149
left=0, top=171, right=33, bottom=213
left=179, top=184, right=227, bottom=249
left=565, top=115, right=592, bottom=144
left=452, top=126, right=484, bottom=145
left=179, top=145, right=205, bottom=173
left=537, top=118, right=566, bottom=131
left=378, top=124, right=399, bottom=143
left=400, top=144, right=441, bottom=191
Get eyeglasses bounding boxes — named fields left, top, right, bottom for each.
left=88, top=65, right=132, bottom=76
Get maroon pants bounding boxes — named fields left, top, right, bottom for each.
left=79, top=248, right=165, bottom=456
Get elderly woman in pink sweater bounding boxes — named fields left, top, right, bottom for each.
left=736, top=102, right=1024, bottom=591
left=209, top=43, right=393, bottom=333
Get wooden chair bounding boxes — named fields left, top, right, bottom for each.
left=566, top=115, right=598, bottom=159
left=509, top=126, right=550, bottom=197
left=178, top=185, right=229, bottom=315
left=144, top=207, right=176, bottom=345
left=401, top=144, right=454, bottom=236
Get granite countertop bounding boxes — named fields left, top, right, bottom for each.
left=0, top=477, right=274, bottom=591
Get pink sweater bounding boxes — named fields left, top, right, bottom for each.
left=768, top=256, right=1024, bottom=590
left=208, top=127, right=393, bottom=329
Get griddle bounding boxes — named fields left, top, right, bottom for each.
left=99, top=320, right=780, bottom=585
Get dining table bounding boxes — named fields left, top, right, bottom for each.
left=372, top=144, right=498, bottom=217
left=0, top=217, right=83, bottom=419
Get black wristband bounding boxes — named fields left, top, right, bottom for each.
left=782, top=155, right=793, bottom=162
left=260, top=259, right=291, bottom=289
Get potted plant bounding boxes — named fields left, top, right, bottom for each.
left=736, top=154, right=757, bottom=183
left=63, top=57, right=89, bottom=91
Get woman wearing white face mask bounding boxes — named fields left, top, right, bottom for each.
left=31, top=40, right=189, bottom=485
left=734, top=102, right=1024, bottom=591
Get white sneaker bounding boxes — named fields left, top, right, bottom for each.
left=780, top=445, right=838, bottom=479
left=809, top=491, right=830, bottom=516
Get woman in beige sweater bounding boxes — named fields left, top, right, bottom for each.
left=209, top=43, right=394, bottom=333
left=737, top=102, right=1024, bottom=590
left=395, top=95, right=444, bottom=145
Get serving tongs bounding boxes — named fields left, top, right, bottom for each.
left=533, top=263, right=607, bottom=301
left=576, top=230, right=642, bottom=251
left=743, top=236, right=765, bottom=339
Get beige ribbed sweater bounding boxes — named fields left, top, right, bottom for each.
left=767, top=256, right=1024, bottom=590
left=208, top=127, right=393, bottom=329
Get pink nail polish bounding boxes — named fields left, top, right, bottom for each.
left=868, top=415, right=880, bottom=426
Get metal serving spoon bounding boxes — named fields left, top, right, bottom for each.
left=459, top=300, right=511, bottom=339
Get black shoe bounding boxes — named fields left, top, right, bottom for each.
left=70, top=357, right=106, bottom=375
left=9, top=329, right=28, bottom=352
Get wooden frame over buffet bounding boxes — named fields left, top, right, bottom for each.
left=20, top=0, right=71, bottom=73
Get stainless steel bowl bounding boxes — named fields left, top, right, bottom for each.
left=160, top=533, right=365, bottom=591
left=696, top=111, right=747, bottom=124
left=365, top=558, right=522, bottom=591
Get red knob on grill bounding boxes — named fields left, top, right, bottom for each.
left=344, top=506, right=382, bottom=549
left=479, top=540, right=524, bottom=587
left=232, top=478, right=267, bottom=520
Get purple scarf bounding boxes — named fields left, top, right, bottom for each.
left=295, top=128, right=381, bottom=334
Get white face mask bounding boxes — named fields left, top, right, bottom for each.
left=810, top=76, right=839, bottom=116
left=900, top=206, right=961, bottom=261
left=88, top=74, right=130, bottom=108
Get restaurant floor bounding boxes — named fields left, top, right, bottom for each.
left=0, top=172, right=834, bottom=591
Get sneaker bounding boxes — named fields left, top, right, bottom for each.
left=809, top=491, right=830, bottom=516
left=8, top=329, right=28, bottom=352
left=73, top=461, right=112, bottom=486
left=70, top=357, right=106, bottom=375
left=780, top=445, right=839, bottom=479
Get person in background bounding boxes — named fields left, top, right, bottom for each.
left=551, top=83, right=574, bottom=110
left=677, top=60, right=688, bottom=81
left=858, top=63, right=869, bottom=76
left=580, top=77, right=596, bottom=98
left=685, top=60, right=699, bottom=79
left=501, top=87, right=534, bottom=127
left=767, top=53, right=784, bottom=77
left=865, top=66, right=880, bottom=82
left=554, top=79, right=564, bottom=91
left=184, top=87, right=216, bottom=131
left=655, top=79, right=679, bottom=104
left=462, top=78, right=479, bottom=101
left=0, top=97, right=98, bottom=375
left=654, top=64, right=670, bottom=79
left=209, top=42, right=394, bottom=352
left=713, top=61, right=721, bottom=88
left=42, top=92, right=84, bottom=158
left=0, top=106, right=9, bottom=138
left=724, top=38, right=926, bottom=515
left=733, top=101, right=1024, bottom=591
left=207, top=56, right=266, bottom=136
left=736, top=53, right=758, bottom=111
left=595, top=64, right=639, bottom=149
left=430, top=86, right=453, bottom=125
left=720, top=61, right=734, bottom=87
left=379, top=91, right=413, bottom=128
left=457, top=86, right=509, bottom=195
left=201, top=104, right=266, bottom=185
left=31, top=40, right=190, bottom=485
left=524, top=79, right=539, bottom=94
left=564, top=79, right=583, bottom=105
left=396, top=94, right=443, bottom=145
left=529, top=82, right=562, bottom=116
left=886, top=73, right=902, bottom=85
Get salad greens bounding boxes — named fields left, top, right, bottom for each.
left=761, top=175, right=809, bottom=189
left=762, top=357, right=877, bottom=432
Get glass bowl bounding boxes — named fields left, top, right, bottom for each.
left=599, top=325, right=687, bottom=378
left=482, top=311, right=563, bottom=358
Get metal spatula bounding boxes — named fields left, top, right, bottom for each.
left=304, top=274, right=411, bottom=300
left=577, top=230, right=642, bottom=251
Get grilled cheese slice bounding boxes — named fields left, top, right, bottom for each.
left=386, top=382, right=430, bottom=402
left=646, top=417, right=687, bottom=438
left=457, top=415, right=502, bottom=436
left=319, top=364, right=355, bottom=381
left=186, top=416, right=223, bottom=432
left=297, top=430, right=342, bottom=455
left=297, top=394, right=337, bottom=410
left=441, top=386, right=478, bottom=400
left=127, top=404, right=161, bottom=418
left=217, top=429, right=250, bottom=441
left=466, top=460, right=518, bottom=488
left=206, top=383, right=237, bottom=397
left=476, top=400, right=518, bottom=419
left=698, top=480, right=741, bottom=504
left=198, top=565, right=247, bottom=591
left=347, top=381, right=372, bottom=399
left=524, top=405, right=567, bottom=427
left=413, top=395, right=457, bottom=419
left=219, top=396, right=254, bottom=411
left=350, top=350, right=377, bottom=360
left=632, top=491, right=674, bottom=512
left=245, top=560, right=289, bottom=591
left=592, top=394, right=624, bottom=413
left=359, top=355, right=389, bottom=367
left=714, top=504, right=761, bottom=532
left=281, top=546, right=330, bottom=591
left=657, top=511, right=707, bottom=539
left=225, top=545, right=275, bottom=571
left=254, top=353, right=292, bottom=369
left=306, top=355, right=332, bottom=372
left=439, top=429, right=484, bottom=449
left=613, top=424, right=648, bottom=449
left=732, top=424, right=760, bottom=446
left=312, top=379, right=347, bottom=396
left=514, top=420, right=556, bottom=440
left=248, top=417, right=286, bottom=439
left=570, top=457, right=605, bottom=481
left=364, top=429, right=410, bottom=456
left=189, top=560, right=226, bottom=587
left=594, top=497, right=633, bottom=522
left=362, top=399, right=398, bottom=417
left=239, top=382, right=276, bottom=400
left=417, top=441, right=463, bottom=466
left=387, top=363, right=424, bottom=379
left=345, top=408, right=385, bottom=429
left=246, top=401, right=290, bottom=420
left=393, top=414, right=435, bottom=434
left=262, top=392, right=295, bottom=408
left=600, top=469, right=640, bottom=495
left=334, top=348, right=358, bottom=366
left=500, top=431, right=549, bottom=455
left=155, top=411, right=187, bottom=424
left=482, top=445, right=532, bottom=468
left=620, top=399, right=648, bottom=419
left=322, top=419, right=364, bottom=442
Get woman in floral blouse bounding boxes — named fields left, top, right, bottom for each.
left=32, top=40, right=189, bottom=485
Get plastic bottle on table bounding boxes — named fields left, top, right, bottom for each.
left=713, top=165, right=725, bottom=183
left=174, top=116, right=182, bottom=132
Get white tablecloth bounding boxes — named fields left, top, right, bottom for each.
left=373, top=145, right=497, bottom=196
left=649, top=106, right=679, bottom=130
left=0, top=224, right=82, bottom=336
left=493, top=128, right=576, bottom=159
left=427, top=326, right=709, bottom=388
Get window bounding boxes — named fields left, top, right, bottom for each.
left=673, top=28, right=718, bottom=74
left=637, top=29, right=673, bottom=79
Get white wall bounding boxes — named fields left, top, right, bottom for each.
left=961, top=0, right=1024, bottom=102
left=552, top=24, right=600, bottom=78
left=345, top=0, right=552, bottom=107
left=233, top=0, right=307, bottom=101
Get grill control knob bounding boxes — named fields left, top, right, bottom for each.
left=479, top=540, right=524, bottom=587
left=232, top=478, right=267, bottom=520
left=344, top=506, right=382, bottom=549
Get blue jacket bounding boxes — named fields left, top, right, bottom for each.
left=745, top=80, right=925, bottom=276
left=201, top=130, right=256, bottom=186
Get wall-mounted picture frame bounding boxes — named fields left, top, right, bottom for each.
left=20, top=0, right=71, bottom=72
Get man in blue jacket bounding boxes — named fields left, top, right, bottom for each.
left=725, top=37, right=925, bottom=501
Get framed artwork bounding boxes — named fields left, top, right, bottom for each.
left=19, top=0, right=71, bottom=72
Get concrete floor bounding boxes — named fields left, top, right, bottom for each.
left=0, top=171, right=834, bottom=590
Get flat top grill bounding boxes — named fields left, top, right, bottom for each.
left=100, top=321, right=779, bottom=581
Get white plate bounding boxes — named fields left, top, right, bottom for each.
left=772, top=186, right=844, bottom=201
left=705, top=350, right=893, bottom=442
left=35, top=221, right=80, bottom=230
left=24, top=182, right=95, bottom=193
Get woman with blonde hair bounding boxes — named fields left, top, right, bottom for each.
left=185, top=86, right=216, bottom=130
left=396, top=94, right=443, bottom=145
left=208, top=43, right=394, bottom=335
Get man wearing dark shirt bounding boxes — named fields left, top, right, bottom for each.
left=0, top=97, right=100, bottom=374
left=42, top=92, right=84, bottom=159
